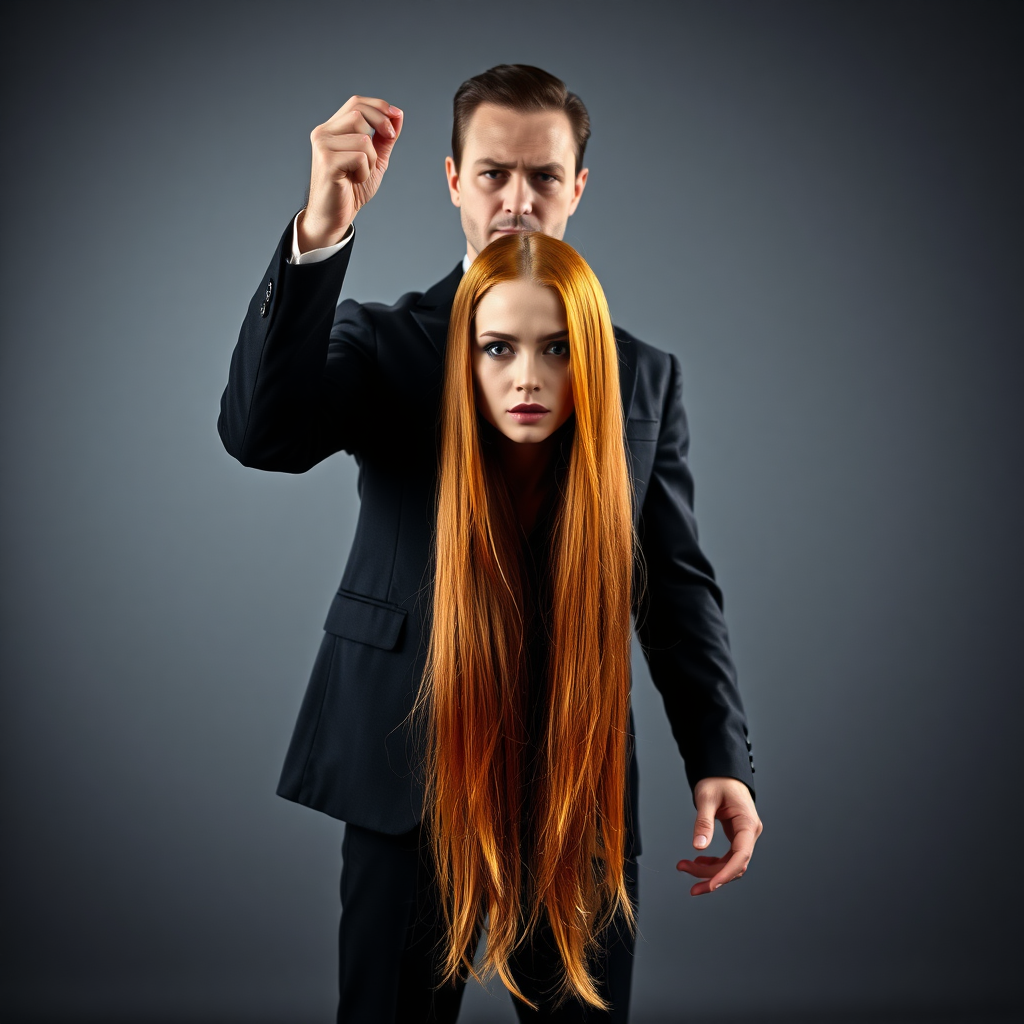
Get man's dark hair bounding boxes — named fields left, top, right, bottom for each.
left=451, top=64, right=591, bottom=174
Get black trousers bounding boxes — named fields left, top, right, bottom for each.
left=338, top=823, right=639, bottom=1023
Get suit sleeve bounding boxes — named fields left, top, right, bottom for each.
left=633, top=353, right=756, bottom=801
left=217, top=217, right=380, bottom=472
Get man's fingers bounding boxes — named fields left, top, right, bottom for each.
left=315, top=132, right=378, bottom=159
left=706, top=847, right=751, bottom=892
left=313, top=112, right=385, bottom=148
left=318, top=110, right=402, bottom=172
left=313, top=139, right=374, bottom=183
left=312, top=97, right=404, bottom=195
left=697, top=827, right=757, bottom=894
left=370, top=106, right=403, bottom=165
left=678, top=823, right=757, bottom=894
left=348, top=102, right=399, bottom=141
left=691, top=796, right=717, bottom=851
left=334, top=150, right=372, bottom=185
left=311, top=130, right=376, bottom=172
left=312, top=147, right=372, bottom=186
left=684, top=852, right=744, bottom=895
left=717, top=841, right=752, bottom=880
left=324, top=96, right=397, bottom=133
left=322, top=99, right=403, bottom=155
left=676, top=857, right=721, bottom=878
left=721, top=820, right=759, bottom=864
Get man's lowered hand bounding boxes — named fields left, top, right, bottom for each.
left=677, top=776, right=762, bottom=897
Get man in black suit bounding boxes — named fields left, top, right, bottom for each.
left=219, top=65, right=762, bottom=1023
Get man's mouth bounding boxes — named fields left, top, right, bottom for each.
left=492, top=217, right=540, bottom=234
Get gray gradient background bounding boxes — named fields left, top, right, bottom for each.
left=1, top=2, right=1022, bottom=1022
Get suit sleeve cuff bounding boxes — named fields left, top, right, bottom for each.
left=289, top=215, right=354, bottom=265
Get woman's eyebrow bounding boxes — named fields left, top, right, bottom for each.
left=477, top=329, right=569, bottom=342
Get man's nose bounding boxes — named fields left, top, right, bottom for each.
left=503, top=174, right=533, bottom=217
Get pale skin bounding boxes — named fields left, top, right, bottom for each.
left=472, top=279, right=574, bottom=532
left=443, top=103, right=588, bottom=260
left=298, top=94, right=763, bottom=895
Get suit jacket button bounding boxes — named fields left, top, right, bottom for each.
left=265, top=280, right=273, bottom=302
left=260, top=301, right=268, bottom=317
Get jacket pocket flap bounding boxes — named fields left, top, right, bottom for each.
left=625, top=417, right=660, bottom=442
left=323, top=589, right=407, bottom=650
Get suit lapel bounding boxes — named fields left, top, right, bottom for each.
left=411, top=261, right=639, bottom=422
left=614, top=328, right=639, bottom=423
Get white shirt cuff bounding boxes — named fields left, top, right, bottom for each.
left=289, top=215, right=354, bottom=264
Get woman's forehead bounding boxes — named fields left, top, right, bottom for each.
left=475, top=280, right=567, bottom=332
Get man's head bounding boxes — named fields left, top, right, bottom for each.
left=445, top=65, right=591, bottom=260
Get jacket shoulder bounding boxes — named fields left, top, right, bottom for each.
left=615, top=323, right=673, bottom=366
left=338, top=262, right=463, bottom=326
left=614, top=323, right=678, bottom=394
left=335, top=288, right=427, bottom=324
left=363, top=289, right=429, bottom=316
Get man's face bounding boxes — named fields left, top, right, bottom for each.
left=445, top=103, right=589, bottom=260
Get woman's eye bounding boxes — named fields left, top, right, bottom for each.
left=547, top=342, right=569, bottom=357
left=484, top=342, right=511, bottom=357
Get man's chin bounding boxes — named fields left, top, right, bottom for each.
left=468, top=227, right=543, bottom=255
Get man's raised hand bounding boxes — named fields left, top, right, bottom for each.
left=296, top=96, right=404, bottom=253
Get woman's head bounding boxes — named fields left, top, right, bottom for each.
left=472, top=277, right=574, bottom=446
left=449, top=231, right=622, bottom=455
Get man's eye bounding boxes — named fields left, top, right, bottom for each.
left=536, top=173, right=557, bottom=184
left=483, top=170, right=504, bottom=180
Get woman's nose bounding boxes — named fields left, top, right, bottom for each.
left=515, top=364, right=541, bottom=392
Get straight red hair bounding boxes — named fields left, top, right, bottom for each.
left=414, top=232, right=638, bottom=1010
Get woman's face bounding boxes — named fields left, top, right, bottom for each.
left=471, top=279, right=574, bottom=444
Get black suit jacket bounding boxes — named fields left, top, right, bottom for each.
left=218, top=220, right=756, bottom=849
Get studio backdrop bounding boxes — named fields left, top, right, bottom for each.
left=1, top=2, right=1021, bottom=1022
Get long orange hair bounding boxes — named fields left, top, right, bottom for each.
left=414, top=232, right=637, bottom=1010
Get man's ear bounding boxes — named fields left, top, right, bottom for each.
left=445, top=156, right=462, bottom=208
left=567, top=167, right=589, bottom=217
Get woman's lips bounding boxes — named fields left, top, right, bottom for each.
left=509, top=404, right=549, bottom=425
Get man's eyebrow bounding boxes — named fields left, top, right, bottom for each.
left=472, top=158, right=566, bottom=175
